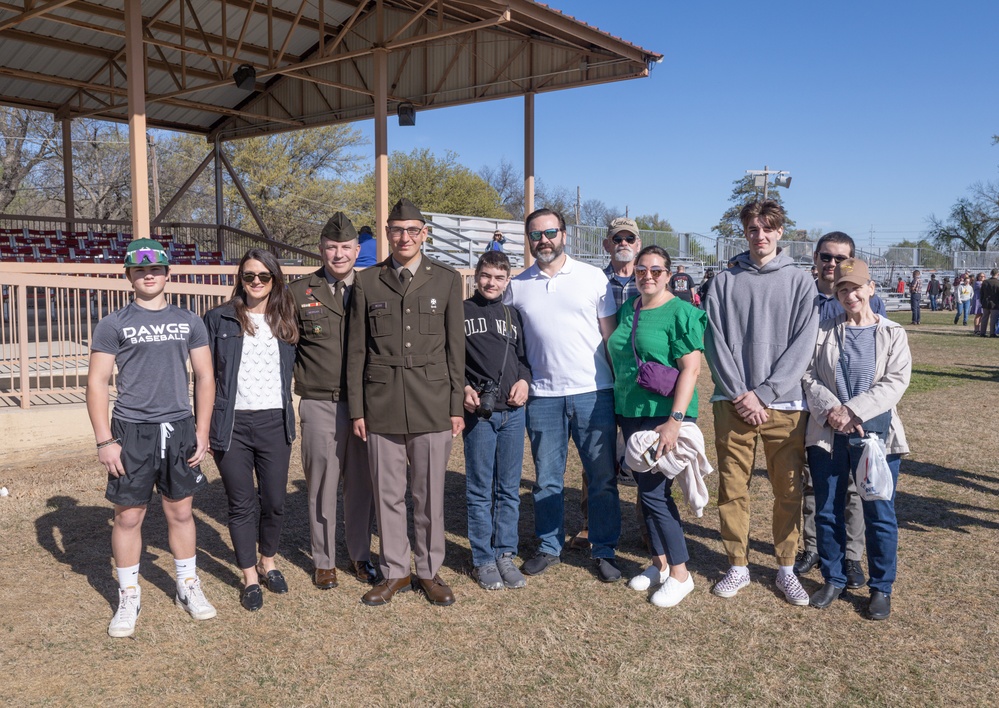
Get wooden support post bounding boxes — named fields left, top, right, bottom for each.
left=374, top=0, right=389, bottom=262
left=524, top=91, right=536, bottom=267
left=62, top=117, right=74, bottom=231
left=124, top=0, right=150, bottom=241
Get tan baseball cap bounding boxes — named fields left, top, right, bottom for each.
left=607, top=217, right=639, bottom=239
left=834, top=258, right=871, bottom=289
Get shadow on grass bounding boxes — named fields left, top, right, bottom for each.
left=896, top=464, right=999, bottom=535
left=903, top=460, right=999, bottom=497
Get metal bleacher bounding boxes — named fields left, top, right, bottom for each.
left=0, top=227, right=235, bottom=265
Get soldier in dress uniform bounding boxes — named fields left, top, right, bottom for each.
left=347, top=198, right=465, bottom=607
left=290, top=212, right=380, bottom=590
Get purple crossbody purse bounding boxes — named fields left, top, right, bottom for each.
left=631, top=300, right=680, bottom=398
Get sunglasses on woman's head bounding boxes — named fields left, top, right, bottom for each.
left=241, top=271, right=273, bottom=283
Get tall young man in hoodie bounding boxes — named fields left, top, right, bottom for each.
left=705, top=200, right=819, bottom=606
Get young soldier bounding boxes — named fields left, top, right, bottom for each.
left=704, top=201, right=818, bottom=605
left=87, top=238, right=216, bottom=638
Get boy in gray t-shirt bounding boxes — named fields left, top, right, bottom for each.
left=87, top=238, right=216, bottom=638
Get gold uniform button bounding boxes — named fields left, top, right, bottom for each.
left=405, top=308, right=411, bottom=314
left=405, top=325, right=411, bottom=331
left=405, top=342, right=412, bottom=348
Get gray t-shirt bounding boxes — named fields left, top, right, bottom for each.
left=91, top=302, right=209, bottom=423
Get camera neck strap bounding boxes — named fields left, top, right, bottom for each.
left=496, top=305, right=512, bottom=387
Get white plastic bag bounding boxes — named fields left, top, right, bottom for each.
left=855, top=435, right=894, bottom=502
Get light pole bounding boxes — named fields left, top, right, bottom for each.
left=746, top=165, right=791, bottom=200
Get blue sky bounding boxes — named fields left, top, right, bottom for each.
left=356, top=1, right=999, bottom=248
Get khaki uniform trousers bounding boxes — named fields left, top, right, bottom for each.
left=713, top=401, right=806, bottom=567
left=367, top=429, right=453, bottom=580
left=299, top=399, right=376, bottom=569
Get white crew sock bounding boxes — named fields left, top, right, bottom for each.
left=116, top=563, right=140, bottom=592
left=175, top=556, right=197, bottom=596
left=777, top=565, right=795, bottom=579
left=731, top=565, right=749, bottom=578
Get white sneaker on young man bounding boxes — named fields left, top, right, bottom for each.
left=650, top=574, right=694, bottom=608
left=775, top=572, right=810, bottom=606
left=712, top=567, right=750, bottom=598
left=108, top=587, right=141, bottom=638
left=628, top=565, right=668, bottom=592
left=175, top=577, right=217, bottom=620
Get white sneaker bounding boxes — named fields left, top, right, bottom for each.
left=776, top=572, right=810, bottom=606
left=176, top=577, right=217, bottom=620
left=627, top=565, right=668, bottom=592
left=651, top=574, right=695, bottom=608
left=108, top=587, right=141, bottom=638
left=712, top=567, right=750, bottom=598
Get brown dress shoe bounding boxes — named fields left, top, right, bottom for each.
left=567, top=529, right=591, bottom=551
left=361, top=576, right=412, bottom=606
left=350, top=560, right=383, bottom=585
left=313, top=567, right=338, bottom=590
left=415, top=575, right=455, bottom=607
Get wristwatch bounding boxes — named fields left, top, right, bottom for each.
left=670, top=411, right=684, bottom=422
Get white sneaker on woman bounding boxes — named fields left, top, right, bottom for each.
left=627, top=565, right=668, bottom=592
left=651, top=574, right=694, bottom=608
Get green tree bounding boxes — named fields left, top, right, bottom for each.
left=712, top=175, right=796, bottom=238
left=348, top=148, right=508, bottom=225
left=635, top=213, right=673, bottom=232
left=885, top=239, right=951, bottom=270
left=927, top=186, right=999, bottom=252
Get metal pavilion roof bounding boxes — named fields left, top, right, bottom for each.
left=0, top=0, right=662, bottom=140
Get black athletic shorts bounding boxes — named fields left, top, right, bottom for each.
left=105, top=416, right=207, bottom=506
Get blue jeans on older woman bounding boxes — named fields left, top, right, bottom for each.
left=807, top=436, right=901, bottom=594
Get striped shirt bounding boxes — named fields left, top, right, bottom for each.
left=835, top=323, right=877, bottom=404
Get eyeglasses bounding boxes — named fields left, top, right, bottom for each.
left=634, top=266, right=667, bottom=279
left=612, top=234, right=637, bottom=244
left=387, top=226, right=425, bottom=237
left=818, top=253, right=849, bottom=264
left=528, top=228, right=561, bottom=241
left=240, top=271, right=273, bottom=283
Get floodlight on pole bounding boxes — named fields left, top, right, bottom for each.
left=745, top=165, right=792, bottom=200
left=397, top=102, right=416, bottom=126
left=233, top=64, right=257, bottom=91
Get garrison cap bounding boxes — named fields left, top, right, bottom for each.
left=387, top=198, right=425, bottom=223
left=320, top=212, right=358, bottom=242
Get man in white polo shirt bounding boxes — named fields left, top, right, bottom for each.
left=504, top=208, right=623, bottom=582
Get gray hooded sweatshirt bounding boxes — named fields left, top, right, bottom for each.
left=704, top=249, right=818, bottom=406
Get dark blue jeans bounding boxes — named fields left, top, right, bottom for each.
left=910, top=293, right=921, bottom=323
left=525, top=390, right=620, bottom=559
left=462, top=406, right=526, bottom=568
left=619, top=416, right=690, bottom=566
left=807, top=438, right=900, bottom=594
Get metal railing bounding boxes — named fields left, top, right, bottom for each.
left=570, top=225, right=713, bottom=265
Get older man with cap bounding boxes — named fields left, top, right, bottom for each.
left=290, top=212, right=379, bottom=591
left=347, top=198, right=465, bottom=607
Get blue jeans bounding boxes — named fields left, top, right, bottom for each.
left=928, top=294, right=938, bottom=311
left=807, top=438, right=900, bottom=594
left=463, top=407, right=526, bottom=568
left=909, top=293, right=921, bottom=323
left=954, top=300, right=970, bottom=324
left=525, top=390, right=620, bottom=558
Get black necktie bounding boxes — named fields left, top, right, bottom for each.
left=399, top=268, right=412, bottom=291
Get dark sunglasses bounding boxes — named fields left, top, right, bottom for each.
left=612, top=234, right=637, bottom=244
left=818, top=253, right=848, bottom=264
left=241, top=271, right=273, bottom=283
left=528, top=228, right=561, bottom=242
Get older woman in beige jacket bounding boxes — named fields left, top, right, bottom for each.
left=802, top=258, right=911, bottom=621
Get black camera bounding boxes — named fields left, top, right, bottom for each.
left=475, top=379, right=499, bottom=419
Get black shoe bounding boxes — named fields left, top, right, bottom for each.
left=258, top=568, right=289, bottom=594
left=845, top=560, right=866, bottom=589
left=793, top=550, right=820, bottom=576
left=240, top=584, right=263, bottom=612
left=868, top=591, right=891, bottom=620
left=809, top=583, right=844, bottom=609
left=521, top=552, right=560, bottom=576
left=594, top=557, right=622, bottom=583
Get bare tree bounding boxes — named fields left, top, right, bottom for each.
left=0, top=107, right=60, bottom=213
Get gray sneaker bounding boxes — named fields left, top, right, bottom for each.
left=473, top=563, right=504, bottom=591
left=496, top=554, right=526, bottom=589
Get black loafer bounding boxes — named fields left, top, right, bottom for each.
left=845, top=560, right=866, bottom=589
left=809, top=583, right=844, bottom=609
left=868, top=591, right=891, bottom=620
left=793, top=550, right=820, bottom=576
left=240, top=584, right=263, bottom=612
left=521, top=552, right=560, bottom=576
left=259, top=569, right=289, bottom=594
left=594, top=557, right=622, bottom=583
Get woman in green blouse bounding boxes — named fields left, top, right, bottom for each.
left=607, top=245, right=706, bottom=608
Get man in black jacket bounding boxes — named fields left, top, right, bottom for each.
left=981, top=269, right=999, bottom=338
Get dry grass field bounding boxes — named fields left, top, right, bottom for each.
left=2, top=309, right=998, bottom=706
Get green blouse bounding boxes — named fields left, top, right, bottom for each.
left=607, top=296, right=706, bottom=418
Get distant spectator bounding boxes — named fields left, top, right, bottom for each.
left=810, top=265, right=819, bottom=280
left=698, top=269, right=715, bottom=310
left=926, top=274, right=941, bottom=311
left=896, top=278, right=905, bottom=294
left=954, top=276, right=973, bottom=326
left=971, top=273, right=985, bottom=334
left=941, top=276, right=953, bottom=310
left=485, top=230, right=505, bottom=253
left=908, top=270, right=922, bottom=325
left=355, top=225, right=377, bottom=267
left=668, top=264, right=696, bottom=303
left=981, top=269, right=999, bottom=338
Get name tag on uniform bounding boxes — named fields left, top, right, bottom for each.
left=369, top=302, right=388, bottom=312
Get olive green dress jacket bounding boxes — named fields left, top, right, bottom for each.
left=289, top=268, right=350, bottom=401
